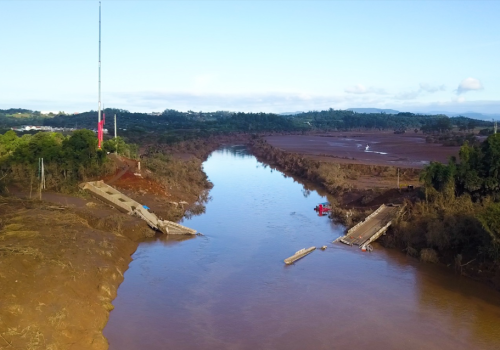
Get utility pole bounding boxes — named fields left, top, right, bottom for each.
left=39, top=158, right=45, bottom=200
left=114, top=114, right=118, bottom=154
left=495, top=119, right=498, bottom=134
left=397, top=168, right=400, bottom=191
left=97, top=1, right=102, bottom=148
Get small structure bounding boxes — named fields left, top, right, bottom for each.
left=284, top=247, right=316, bottom=265
left=82, top=180, right=196, bottom=235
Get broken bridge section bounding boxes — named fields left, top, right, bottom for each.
left=82, top=180, right=196, bottom=235
left=339, top=204, right=402, bottom=249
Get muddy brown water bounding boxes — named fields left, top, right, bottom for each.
left=104, top=146, right=500, bottom=350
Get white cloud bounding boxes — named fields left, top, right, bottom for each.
left=344, top=84, right=386, bottom=95
left=457, top=77, right=483, bottom=94
left=109, top=91, right=355, bottom=112
left=419, top=83, right=446, bottom=93
left=5, top=89, right=500, bottom=115
left=394, top=82, right=446, bottom=100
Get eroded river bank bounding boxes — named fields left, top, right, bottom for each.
left=104, top=146, right=500, bottom=350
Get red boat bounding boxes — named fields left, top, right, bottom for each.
left=314, top=202, right=331, bottom=216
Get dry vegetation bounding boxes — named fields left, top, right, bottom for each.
left=382, top=192, right=500, bottom=289
left=250, top=137, right=354, bottom=193
left=249, top=137, right=418, bottom=196
left=249, top=137, right=424, bottom=236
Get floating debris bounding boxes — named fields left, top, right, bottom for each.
left=284, top=247, right=316, bottom=265
left=361, top=244, right=373, bottom=252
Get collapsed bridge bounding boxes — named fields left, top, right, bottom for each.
left=339, top=204, right=402, bottom=249
left=82, top=180, right=196, bottom=235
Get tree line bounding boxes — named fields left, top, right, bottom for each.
left=1, top=108, right=494, bottom=138
left=392, top=133, right=500, bottom=269
left=0, top=129, right=136, bottom=193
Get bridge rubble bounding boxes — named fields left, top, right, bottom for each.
left=339, top=204, right=403, bottom=250
left=82, top=180, right=196, bottom=235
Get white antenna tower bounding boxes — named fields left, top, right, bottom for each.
left=98, top=1, right=102, bottom=147
left=495, top=120, right=498, bottom=134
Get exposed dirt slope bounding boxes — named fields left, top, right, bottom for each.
left=0, top=196, right=152, bottom=350
left=0, top=143, right=220, bottom=350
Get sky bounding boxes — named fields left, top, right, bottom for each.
left=1, top=0, right=499, bottom=114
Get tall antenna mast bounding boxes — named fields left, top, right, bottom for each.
left=98, top=1, right=102, bottom=148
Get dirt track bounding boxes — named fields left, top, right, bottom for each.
left=266, top=132, right=460, bottom=168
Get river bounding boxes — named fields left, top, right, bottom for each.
left=104, top=146, right=500, bottom=350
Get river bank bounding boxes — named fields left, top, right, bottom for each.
left=0, top=196, right=144, bottom=349
left=248, top=136, right=421, bottom=225
left=2, top=132, right=497, bottom=349
left=0, top=189, right=192, bottom=349
left=103, top=145, right=500, bottom=350
left=0, top=135, right=245, bottom=349
left=250, top=136, right=500, bottom=291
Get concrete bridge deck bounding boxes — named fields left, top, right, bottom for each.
left=339, top=204, right=400, bottom=248
left=82, top=180, right=196, bottom=235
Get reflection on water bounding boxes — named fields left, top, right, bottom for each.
left=183, top=189, right=212, bottom=220
left=141, top=233, right=197, bottom=247
left=216, top=144, right=253, bottom=158
left=104, top=147, right=500, bottom=350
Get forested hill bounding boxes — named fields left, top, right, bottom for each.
left=0, top=108, right=493, bottom=135
left=291, top=109, right=492, bottom=131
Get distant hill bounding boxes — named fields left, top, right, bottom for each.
left=347, top=108, right=399, bottom=114
left=425, top=111, right=500, bottom=121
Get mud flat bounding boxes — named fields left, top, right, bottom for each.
left=0, top=187, right=202, bottom=349
left=0, top=196, right=152, bottom=349
left=265, top=132, right=460, bottom=169
left=0, top=138, right=232, bottom=349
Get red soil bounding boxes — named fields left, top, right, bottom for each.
left=101, top=156, right=188, bottom=222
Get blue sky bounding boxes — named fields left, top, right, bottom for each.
left=1, top=0, right=499, bottom=114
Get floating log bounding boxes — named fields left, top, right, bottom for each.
left=284, top=247, right=316, bottom=265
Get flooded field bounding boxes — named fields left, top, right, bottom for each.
left=104, top=146, right=500, bottom=350
left=265, top=132, right=460, bottom=168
